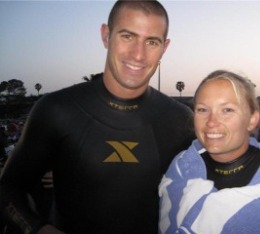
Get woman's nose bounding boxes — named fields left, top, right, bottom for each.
left=206, top=112, right=220, bottom=127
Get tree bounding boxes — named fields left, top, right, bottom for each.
left=176, top=81, right=185, bottom=97
left=82, top=73, right=101, bottom=82
left=0, top=79, right=26, bottom=96
left=82, top=76, right=90, bottom=82
left=35, top=83, right=42, bottom=96
left=0, top=81, right=9, bottom=94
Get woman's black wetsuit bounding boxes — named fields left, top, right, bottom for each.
left=0, top=74, right=194, bottom=234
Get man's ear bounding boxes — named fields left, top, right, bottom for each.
left=163, top=38, right=170, bottom=53
left=101, top=24, right=109, bottom=48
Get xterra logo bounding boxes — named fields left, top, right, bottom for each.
left=103, top=141, right=139, bottom=163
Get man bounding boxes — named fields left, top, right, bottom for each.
left=0, top=1, right=194, bottom=233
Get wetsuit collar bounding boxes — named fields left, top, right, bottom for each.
left=96, top=73, right=151, bottom=111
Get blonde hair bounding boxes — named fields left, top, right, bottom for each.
left=194, top=70, right=259, bottom=115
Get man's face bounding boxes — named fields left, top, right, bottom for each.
left=101, top=7, right=170, bottom=98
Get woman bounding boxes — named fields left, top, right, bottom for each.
left=159, top=70, right=260, bottom=234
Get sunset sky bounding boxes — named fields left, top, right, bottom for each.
left=1, top=0, right=260, bottom=96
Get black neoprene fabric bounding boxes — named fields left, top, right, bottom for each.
left=0, top=74, right=194, bottom=234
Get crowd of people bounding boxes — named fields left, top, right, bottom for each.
left=0, top=1, right=260, bottom=234
left=0, top=120, right=24, bottom=167
left=0, top=119, right=54, bottom=234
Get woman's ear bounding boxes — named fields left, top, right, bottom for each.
left=101, top=24, right=109, bottom=49
left=248, top=111, right=260, bottom=132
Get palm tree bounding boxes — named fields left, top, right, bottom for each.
left=82, top=76, right=90, bottom=82
left=176, top=81, right=185, bottom=97
left=82, top=74, right=99, bottom=82
left=35, top=83, right=42, bottom=96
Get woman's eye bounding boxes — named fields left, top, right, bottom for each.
left=223, top=108, right=234, bottom=113
left=195, top=108, right=208, bottom=113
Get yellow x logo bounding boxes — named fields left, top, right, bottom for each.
left=103, top=141, right=139, bottom=163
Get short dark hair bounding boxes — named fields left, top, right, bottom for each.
left=108, top=0, right=169, bottom=39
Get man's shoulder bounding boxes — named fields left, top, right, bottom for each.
left=42, top=79, right=99, bottom=103
left=45, top=73, right=103, bottom=100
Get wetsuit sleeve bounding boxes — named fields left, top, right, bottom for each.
left=154, top=98, right=195, bottom=174
left=0, top=94, right=61, bottom=233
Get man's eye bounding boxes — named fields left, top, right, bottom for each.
left=146, top=40, right=160, bottom=47
left=121, top=34, right=132, bottom=40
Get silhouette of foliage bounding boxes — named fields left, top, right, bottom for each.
left=176, top=81, right=185, bottom=97
left=35, top=83, right=42, bottom=96
left=0, top=79, right=26, bottom=96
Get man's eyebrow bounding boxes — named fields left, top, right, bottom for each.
left=118, top=29, right=163, bottom=44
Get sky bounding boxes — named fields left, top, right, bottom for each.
left=1, top=0, right=260, bottom=97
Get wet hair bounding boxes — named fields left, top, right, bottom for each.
left=107, top=0, right=169, bottom=39
left=194, top=70, right=259, bottom=115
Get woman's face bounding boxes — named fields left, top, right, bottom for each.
left=194, top=79, right=258, bottom=162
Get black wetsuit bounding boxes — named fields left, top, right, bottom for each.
left=0, top=74, right=194, bottom=234
left=202, top=145, right=260, bottom=189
